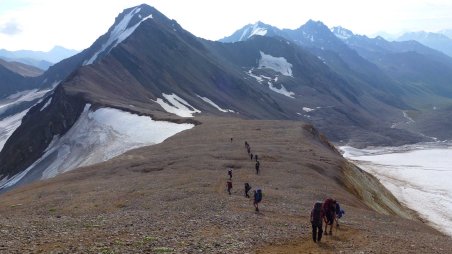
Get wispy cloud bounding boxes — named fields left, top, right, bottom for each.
left=0, top=21, right=22, bottom=35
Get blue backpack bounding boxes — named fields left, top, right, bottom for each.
left=255, top=189, right=262, bottom=203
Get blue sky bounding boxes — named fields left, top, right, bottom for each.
left=1, top=0, right=452, bottom=51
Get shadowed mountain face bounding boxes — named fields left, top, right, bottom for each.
left=223, top=21, right=452, bottom=141
left=0, top=59, right=43, bottom=77
left=0, top=5, right=430, bottom=185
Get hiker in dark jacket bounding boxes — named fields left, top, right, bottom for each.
left=247, top=147, right=251, bottom=154
left=244, top=183, right=251, bottom=198
left=253, top=189, right=262, bottom=212
left=250, top=153, right=253, bottom=160
left=323, top=198, right=337, bottom=235
left=227, top=180, right=232, bottom=195
left=228, top=168, right=232, bottom=180
left=255, top=160, right=260, bottom=175
left=310, top=201, right=324, bottom=243
left=254, top=154, right=258, bottom=161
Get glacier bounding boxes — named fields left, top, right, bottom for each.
left=0, top=105, right=194, bottom=190
left=341, top=144, right=452, bottom=237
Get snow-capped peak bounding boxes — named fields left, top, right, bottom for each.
left=84, top=6, right=154, bottom=65
left=239, top=21, right=268, bottom=41
left=331, top=26, right=354, bottom=40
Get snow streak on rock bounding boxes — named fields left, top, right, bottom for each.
left=154, top=93, right=201, bottom=117
left=196, top=95, right=234, bottom=113
left=84, top=7, right=153, bottom=65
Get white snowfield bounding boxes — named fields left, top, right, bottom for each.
left=196, top=95, right=234, bottom=113
left=258, top=51, right=293, bottom=77
left=0, top=105, right=194, bottom=189
left=154, top=93, right=201, bottom=117
left=84, top=7, right=153, bottom=65
left=341, top=144, right=452, bottom=237
left=0, top=110, right=29, bottom=152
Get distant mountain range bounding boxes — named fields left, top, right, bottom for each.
left=2, top=4, right=452, bottom=190
left=397, top=31, right=452, bottom=57
left=0, top=46, right=79, bottom=70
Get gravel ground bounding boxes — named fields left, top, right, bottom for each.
left=0, top=117, right=450, bottom=253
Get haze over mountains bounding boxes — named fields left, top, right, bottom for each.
left=0, top=46, right=79, bottom=70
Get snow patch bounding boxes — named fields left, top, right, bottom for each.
left=154, top=93, right=201, bottom=117
left=303, top=107, right=314, bottom=112
left=267, top=82, right=295, bottom=98
left=258, top=51, right=293, bottom=77
left=247, top=69, right=295, bottom=98
left=84, top=7, right=153, bottom=65
left=196, top=95, right=234, bottom=113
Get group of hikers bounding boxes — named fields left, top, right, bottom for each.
left=226, top=140, right=263, bottom=212
left=226, top=138, right=346, bottom=241
left=310, top=198, right=345, bottom=242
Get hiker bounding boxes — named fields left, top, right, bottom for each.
left=255, top=160, right=260, bottom=175
left=323, top=198, right=337, bottom=235
left=310, top=201, right=324, bottom=243
left=230, top=137, right=233, bottom=143
left=335, top=202, right=345, bottom=227
left=250, top=153, right=253, bottom=160
left=254, top=154, right=258, bottom=161
left=228, top=168, right=233, bottom=180
left=247, top=147, right=251, bottom=154
left=245, top=141, right=249, bottom=148
left=244, top=183, right=251, bottom=198
left=227, top=180, right=232, bottom=195
left=253, top=189, right=262, bottom=212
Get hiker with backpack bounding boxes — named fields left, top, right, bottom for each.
left=255, top=160, right=260, bottom=175
left=310, top=201, right=324, bottom=243
left=227, top=180, right=232, bottom=195
left=323, top=198, right=337, bottom=235
left=254, top=154, right=258, bottom=161
left=253, top=189, right=262, bottom=212
left=244, top=183, right=251, bottom=198
left=228, top=168, right=233, bottom=180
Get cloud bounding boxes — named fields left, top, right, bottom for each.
left=0, top=21, right=22, bottom=35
